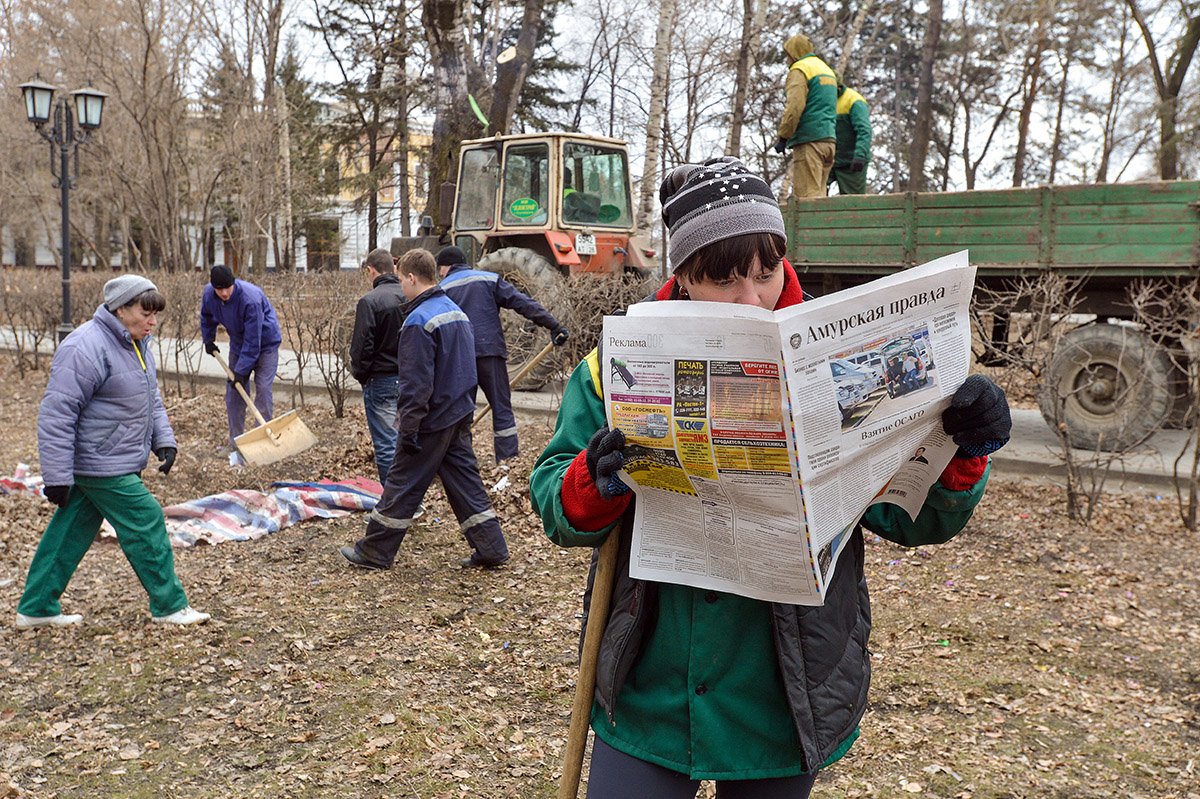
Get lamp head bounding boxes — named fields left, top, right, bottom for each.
left=71, top=86, right=107, bottom=130
left=19, top=78, right=55, bottom=125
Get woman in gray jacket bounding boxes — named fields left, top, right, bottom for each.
left=15, top=276, right=209, bottom=628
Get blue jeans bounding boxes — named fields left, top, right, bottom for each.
left=362, top=375, right=400, bottom=484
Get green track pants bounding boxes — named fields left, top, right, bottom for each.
left=17, top=473, right=189, bottom=619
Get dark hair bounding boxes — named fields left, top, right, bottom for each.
left=363, top=248, right=395, bottom=274
left=673, top=232, right=787, bottom=285
left=124, top=289, right=167, bottom=313
left=397, top=248, right=437, bottom=283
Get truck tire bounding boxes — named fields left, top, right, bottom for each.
left=1039, top=323, right=1174, bottom=452
left=477, top=247, right=564, bottom=390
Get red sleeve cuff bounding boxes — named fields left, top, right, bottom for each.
left=938, top=455, right=988, bottom=491
left=561, top=450, right=631, bottom=532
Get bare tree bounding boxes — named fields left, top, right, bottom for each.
left=909, top=0, right=943, bottom=191
left=726, top=0, right=768, bottom=156
left=636, top=0, right=675, bottom=231
left=1127, top=0, right=1200, bottom=180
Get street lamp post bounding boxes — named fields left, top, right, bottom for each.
left=19, top=77, right=107, bottom=343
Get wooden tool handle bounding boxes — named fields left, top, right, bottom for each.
left=557, top=530, right=621, bottom=798
left=213, top=351, right=270, bottom=428
left=473, top=340, right=558, bottom=426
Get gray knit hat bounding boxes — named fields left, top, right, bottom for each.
left=103, top=274, right=157, bottom=311
left=659, top=156, right=786, bottom=271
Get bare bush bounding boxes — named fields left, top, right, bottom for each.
left=971, top=272, right=1131, bottom=525
left=1128, top=277, right=1200, bottom=530
left=539, top=272, right=660, bottom=376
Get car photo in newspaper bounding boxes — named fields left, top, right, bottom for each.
left=603, top=251, right=977, bottom=605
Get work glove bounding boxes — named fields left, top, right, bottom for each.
left=155, top=446, right=177, bottom=476
left=585, top=427, right=629, bottom=500
left=551, top=327, right=570, bottom=347
left=204, top=341, right=219, bottom=356
left=772, top=137, right=788, bottom=155
left=847, top=158, right=866, bottom=173
left=400, top=433, right=422, bottom=456
left=231, top=372, right=250, bottom=385
left=43, top=485, right=71, bottom=508
left=942, top=375, right=1011, bottom=457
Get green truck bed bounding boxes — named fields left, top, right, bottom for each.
left=785, top=180, right=1200, bottom=286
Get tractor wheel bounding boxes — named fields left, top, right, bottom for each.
left=477, top=247, right=565, bottom=390
left=1039, top=323, right=1174, bottom=452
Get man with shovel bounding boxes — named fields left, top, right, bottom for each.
left=437, top=245, right=569, bottom=462
left=200, top=265, right=283, bottom=457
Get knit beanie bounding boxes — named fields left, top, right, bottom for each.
left=658, top=157, right=786, bottom=271
left=210, top=264, right=235, bottom=289
left=435, top=246, right=467, bottom=268
left=103, top=275, right=157, bottom=311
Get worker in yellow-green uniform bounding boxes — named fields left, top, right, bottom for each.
left=829, top=79, right=873, bottom=195
left=529, top=156, right=1012, bottom=797
left=773, top=33, right=838, bottom=199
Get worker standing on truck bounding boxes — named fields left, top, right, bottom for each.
left=436, top=245, right=569, bottom=462
left=828, top=78, right=872, bottom=195
left=773, top=33, right=838, bottom=199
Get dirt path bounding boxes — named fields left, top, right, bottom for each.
left=0, top=363, right=1196, bottom=798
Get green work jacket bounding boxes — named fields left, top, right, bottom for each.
left=530, top=350, right=989, bottom=780
left=835, top=87, right=872, bottom=167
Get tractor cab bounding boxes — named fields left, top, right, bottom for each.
left=448, top=132, right=653, bottom=278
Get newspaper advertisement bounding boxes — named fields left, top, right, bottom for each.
left=601, top=251, right=976, bottom=605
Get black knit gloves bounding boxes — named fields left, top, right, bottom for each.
left=204, top=341, right=219, bottom=356
left=847, top=158, right=866, bottom=173
left=551, top=326, right=570, bottom=346
left=773, top=137, right=788, bottom=154
left=155, top=447, right=177, bottom=475
left=585, top=427, right=629, bottom=500
left=43, top=485, right=70, bottom=508
left=942, top=375, right=1011, bottom=457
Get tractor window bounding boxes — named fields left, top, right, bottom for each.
left=455, top=147, right=499, bottom=231
left=563, top=143, right=632, bottom=227
left=500, top=144, right=550, bottom=226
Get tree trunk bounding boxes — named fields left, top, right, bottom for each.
left=726, top=0, right=767, bottom=155
left=422, top=0, right=487, bottom=225
left=1128, top=2, right=1200, bottom=180
left=835, top=0, right=875, bottom=77
left=489, top=0, right=547, bottom=134
left=637, top=0, right=676, bottom=232
left=1048, top=50, right=1072, bottom=184
left=908, top=0, right=942, bottom=192
left=1012, top=10, right=1050, bottom=188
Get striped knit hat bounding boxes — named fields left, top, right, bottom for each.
left=659, top=156, right=786, bottom=271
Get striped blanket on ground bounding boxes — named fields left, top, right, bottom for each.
left=2, top=466, right=382, bottom=548
left=158, top=479, right=383, bottom=547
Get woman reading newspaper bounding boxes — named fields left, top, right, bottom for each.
left=529, top=157, right=1011, bottom=798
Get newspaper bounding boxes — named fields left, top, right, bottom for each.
left=601, top=251, right=976, bottom=605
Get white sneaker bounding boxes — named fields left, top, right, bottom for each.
left=15, top=612, right=83, bottom=629
left=151, top=607, right=211, bottom=626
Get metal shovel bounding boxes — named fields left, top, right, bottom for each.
left=213, top=351, right=318, bottom=466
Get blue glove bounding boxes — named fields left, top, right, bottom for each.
left=585, top=427, right=629, bottom=499
left=942, top=375, right=1011, bottom=457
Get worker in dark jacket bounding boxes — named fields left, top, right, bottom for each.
left=828, top=79, right=873, bottom=195
left=773, top=33, right=838, bottom=199
left=341, top=249, right=509, bottom=572
left=437, top=246, right=569, bottom=462
left=350, top=248, right=408, bottom=483
left=199, top=265, right=283, bottom=450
